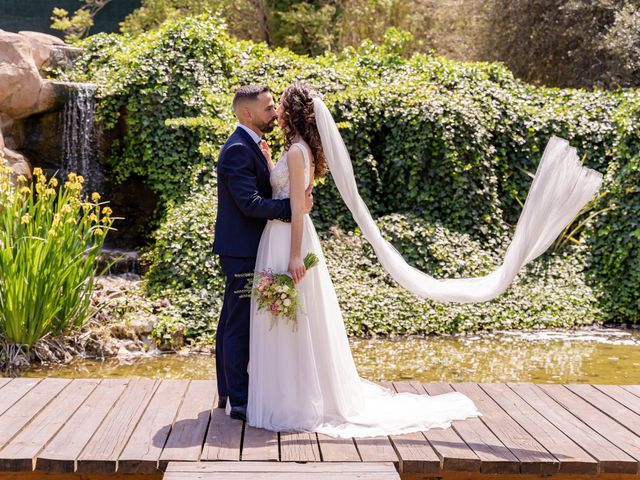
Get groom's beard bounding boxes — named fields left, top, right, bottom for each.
left=258, top=116, right=277, bottom=134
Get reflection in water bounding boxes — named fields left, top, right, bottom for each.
left=22, top=327, right=640, bottom=384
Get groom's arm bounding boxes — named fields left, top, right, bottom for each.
left=218, top=144, right=292, bottom=222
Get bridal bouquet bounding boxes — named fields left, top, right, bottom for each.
left=235, top=253, right=319, bottom=331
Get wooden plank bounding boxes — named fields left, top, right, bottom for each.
left=452, top=382, right=558, bottom=475
left=280, top=432, right=321, bottom=462
left=566, top=384, right=640, bottom=435
left=413, top=382, right=480, bottom=473
left=76, top=378, right=160, bottom=473
left=0, top=378, right=41, bottom=418
left=202, top=409, right=243, bottom=461
left=539, top=384, right=640, bottom=468
left=201, top=382, right=242, bottom=462
left=0, top=378, right=11, bottom=388
left=146, top=474, right=394, bottom=480
left=388, top=381, right=440, bottom=474
left=0, top=473, right=163, bottom=480
left=479, top=383, right=597, bottom=475
left=241, top=425, right=278, bottom=461
left=160, top=379, right=217, bottom=467
left=509, top=382, right=637, bottom=474
left=36, top=378, right=130, bottom=473
left=317, top=434, right=360, bottom=462
left=352, top=383, right=398, bottom=464
left=164, top=461, right=400, bottom=479
left=0, top=378, right=99, bottom=471
left=171, top=461, right=398, bottom=473
left=594, top=384, right=640, bottom=416
left=0, top=378, right=70, bottom=452
left=117, top=379, right=190, bottom=473
left=409, top=382, right=480, bottom=472
left=425, top=474, right=640, bottom=480
left=622, top=385, right=640, bottom=398
left=423, top=382, right=519, bottom=475
left=352, top=435, right=398, bottom=464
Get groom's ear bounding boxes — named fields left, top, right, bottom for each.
left=234, top=103, right=252, bottom=123
left=234, top=106, right=246, bottom=123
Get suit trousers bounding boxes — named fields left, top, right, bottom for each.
left=216, top=256, right=257, bottom=408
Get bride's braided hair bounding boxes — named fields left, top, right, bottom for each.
left=280, top=82, right=328, bottom=179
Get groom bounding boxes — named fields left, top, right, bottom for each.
left=213, top=85, right=313, bottom=421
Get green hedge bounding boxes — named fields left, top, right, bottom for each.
left=136, top=188, right=602, bottom=340
left=66, top=14, right=640, bottom=339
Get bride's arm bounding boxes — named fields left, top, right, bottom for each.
left=287, top=147, right=306, bottom=284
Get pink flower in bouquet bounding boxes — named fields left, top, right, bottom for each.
left=235, top=253, right=320, bottom=331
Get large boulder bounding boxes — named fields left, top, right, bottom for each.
left=0, top=31, right=57, bottom=120
left=0, top=30, right=71, bottom=182
left=18, top=31, right=66, bottom=47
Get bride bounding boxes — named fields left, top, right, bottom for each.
left=229, top=82, right=603, bottom=438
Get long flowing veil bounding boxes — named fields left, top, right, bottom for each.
left=312, top=96, right=604, bottom=303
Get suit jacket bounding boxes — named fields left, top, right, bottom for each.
left=213, top=126, right=292, bottom=257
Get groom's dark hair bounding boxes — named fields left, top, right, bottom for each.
left=233, top=85, right=270, bottom=110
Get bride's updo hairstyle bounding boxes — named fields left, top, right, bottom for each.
left=280, top=82, right=329, bottom=179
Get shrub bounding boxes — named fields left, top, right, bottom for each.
left=66, top=15, right=639, bottom=334
left=139, top=164, right=223, bottom=344
left=0, top=163, right=115, bottom=370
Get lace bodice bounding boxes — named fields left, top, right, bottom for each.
left=270, top=141, right=312, bottom=200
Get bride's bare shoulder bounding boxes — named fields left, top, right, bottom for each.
left=292, top=141, right=314, bottom=166
left=286, top=143, right=305, bottom=167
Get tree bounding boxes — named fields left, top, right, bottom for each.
left=478, top=0, right=639, bottom=88
left=51, top=0, right=113, bottom=44
left=602, top=2, right=640, bottom=86
left=271, top=2, right=337, bottom=55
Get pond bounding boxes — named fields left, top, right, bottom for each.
left=19, top=325, right=640, bottom=384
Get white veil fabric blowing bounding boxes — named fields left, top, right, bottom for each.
left=312, top=96, right=604, bottom=303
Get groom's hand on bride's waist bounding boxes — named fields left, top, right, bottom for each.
left=281, top=186, right=313, bottom=222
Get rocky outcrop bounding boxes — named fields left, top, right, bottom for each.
left=0, top=31, right=58, bottom=119
left=0, top=30, right=70, bottom=181
left=0, top=30, right=155, bottom=249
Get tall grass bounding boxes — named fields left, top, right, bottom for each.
left=0, top=160, right=116, bottom=373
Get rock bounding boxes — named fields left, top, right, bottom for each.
left=129, top=317, right=156, bottom=335
left=20, top=109, right=66, bottom=169
left=34, top=80, right=59, bottom=114
left=109, top=321, right=139, bottom=341
left=0, top=66, right=42, bottom=121
left=3, top=147, right=31, bottom=179
left=141, top=335, right=156, bottom=350
left=0, top=31, right=55, bottom=119
left=101, top=338, right=120, bottom=357
left=117, top=339, right=143, bottom=356
left=0, top=30, right=73, bottom=183
left=45, top=45, right=84, bottom=72
left=18, top=31, right=66, bottom=46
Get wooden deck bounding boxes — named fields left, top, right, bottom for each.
left=0, top=377, right=639, bottom=479
left=163, top=461, right=401, bottom=479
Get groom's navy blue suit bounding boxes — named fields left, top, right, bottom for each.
left=213, top=125, right=291, bottom=409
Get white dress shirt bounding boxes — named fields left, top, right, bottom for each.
left=237, top=123, right=262, bottom=145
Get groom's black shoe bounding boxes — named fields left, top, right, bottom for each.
left=217, top=395, right=228, bottom=409
left=230, top=404, right=247, bottom=422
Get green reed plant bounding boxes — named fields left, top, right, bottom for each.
left=0, top=161, right=116, bottom=372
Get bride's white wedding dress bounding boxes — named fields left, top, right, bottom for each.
left=242, top=139, right=483, bottom=438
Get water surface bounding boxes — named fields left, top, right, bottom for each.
left=22, top=326, right=640, bottom=384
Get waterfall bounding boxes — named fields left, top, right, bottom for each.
left=60, top=83, right=104, bottom=197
